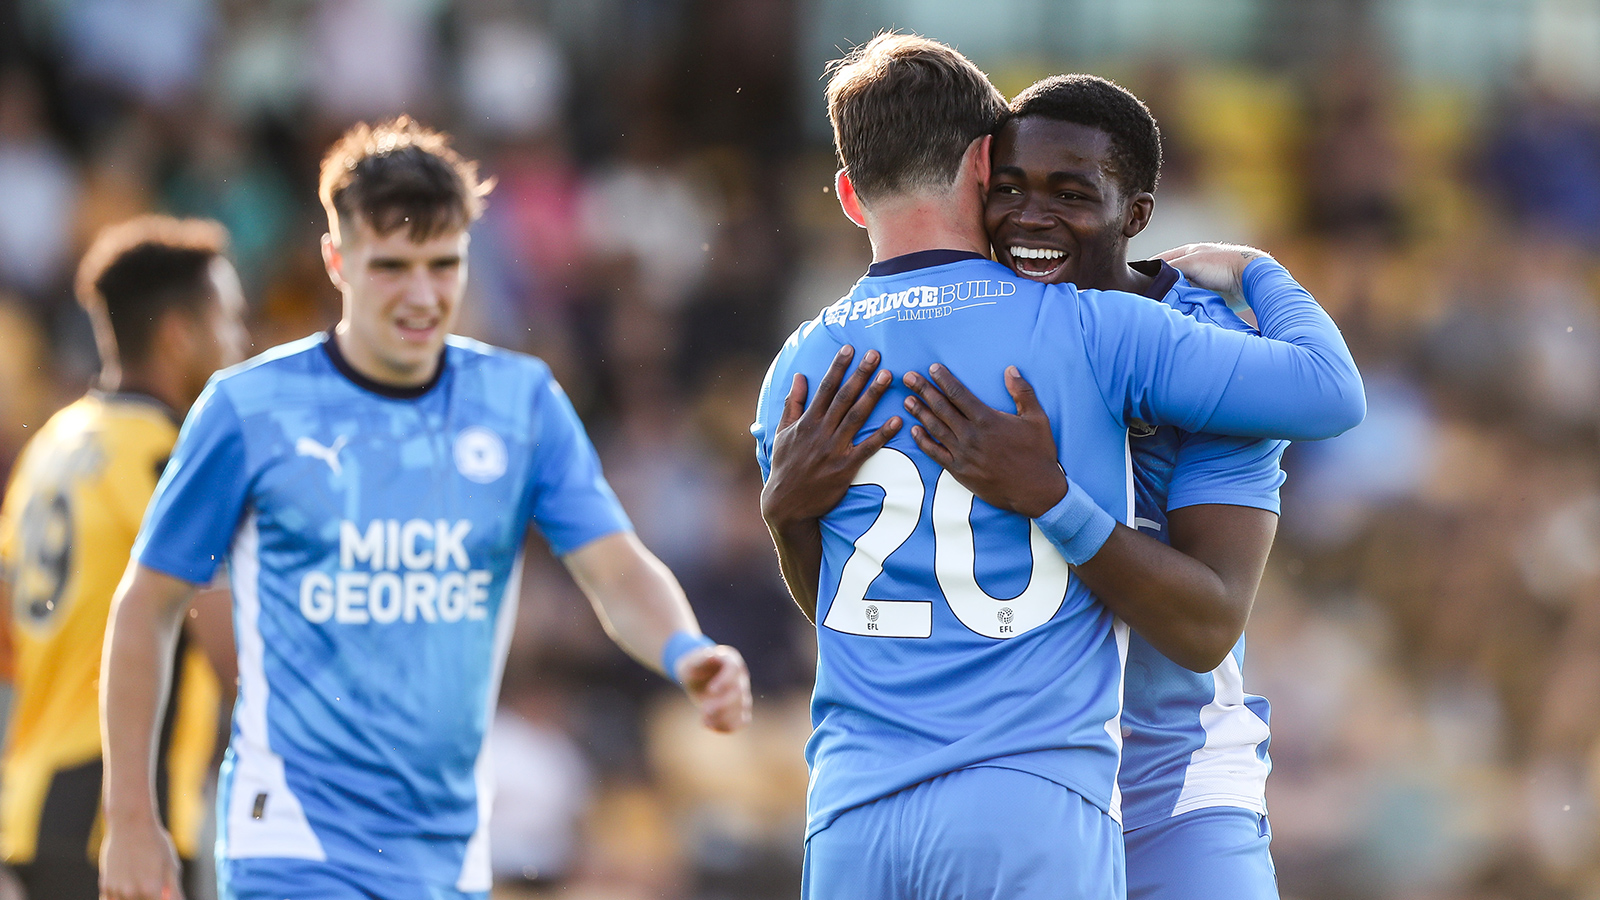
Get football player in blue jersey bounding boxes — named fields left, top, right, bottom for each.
left=98, top=118, right=752, bottom=900
left=902, top=75, right=1290, bottom=900
left=753, top=35, right=1362, bottom=899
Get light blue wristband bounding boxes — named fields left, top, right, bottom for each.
left=661, top=630, right=716, bottom=684
left=1033, top=478, right=1117, bottom=566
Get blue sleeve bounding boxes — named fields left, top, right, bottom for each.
left=1079, top=258, right=1365, bottom=441
left=133, top=382, right=251, bottom=585
left=1198, top=257, right=1366, bottom=438
left=1166, top=432, right=1287, bottom=515
left=526, top=378, right=633, bottom=555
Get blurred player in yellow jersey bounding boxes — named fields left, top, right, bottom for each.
left=0, top=215, right=247, bottom=899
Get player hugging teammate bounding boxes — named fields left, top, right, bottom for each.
left=755, top=34, right=1364, bottom=900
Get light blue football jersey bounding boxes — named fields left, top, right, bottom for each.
left=752, top=252, right=1361, bottom=841
left=133, top=332, right=632, bottom=890
left=1117, top=262, right=1284, bottom=831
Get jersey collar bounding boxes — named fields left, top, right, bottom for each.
left=93, top=389, right=181, bottom=426
left=866, top=249, right=989, bottom=278
left=320, top=329, right=447, bottom=400
left=1129, top=259, right=1182, bottom=300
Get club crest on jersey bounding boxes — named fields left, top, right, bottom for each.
left=453, top=427, right=507, bottom=483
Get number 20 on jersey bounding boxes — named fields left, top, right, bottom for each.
left=822, top=448, right=1071, bottom=641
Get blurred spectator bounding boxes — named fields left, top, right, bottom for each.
left=0, top=69, right=78, bottom=299
left=213, top=0, right=311, bottom=121
left=54, top=0, right=214, bottom=109
left=1282, top=371, right=1438, bottom=547
left=599, top=392, right=727, bottom=580
left=457, top=2, right=568, bottom=140
left=1302, top=50, right=1407, bottom=242
left=162, top=110, right=295, bottom=287
left=579, top=119, right=717, bottom=311
left=490, top=662, right=592, bottom=888
left=1482, top=78, right=1600, bottom=247
left=308, top=0, right=442, bottom=122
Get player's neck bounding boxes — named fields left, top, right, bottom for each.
left=110, top=364, right=188, bottom=416
left=331, top=326, right=441, bottom=391
left=861, top=195, right=989, bottom=263
left=1093, top=260, right=1158, bottom=296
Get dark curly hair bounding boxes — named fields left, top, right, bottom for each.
left=1009, top=74, right=1162, bottom=196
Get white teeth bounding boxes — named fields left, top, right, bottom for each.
left=1010, top=246, right=1065, bottom=260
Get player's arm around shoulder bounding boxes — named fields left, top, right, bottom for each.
left=1158, top=242, right=1366, bottom=439
left=561, top=532, right=752, bottom=733
left=100, top=563, right=202, bottom=900
left=899, top=364, right=1251, bottom=672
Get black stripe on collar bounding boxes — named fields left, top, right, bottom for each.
left=867, top=249, right=989, bottom=277
left=321, top=330, right=446, bottom=400
left=1129, top=259, right=1182, bottom=301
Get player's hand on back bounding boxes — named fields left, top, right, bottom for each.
left=99, top=814, right=184, bottom=900
left=903, top=365, right=1067, bottom=520
left=676, top=644, right=753, bottom=733
left=761, top=345, right=901, bottom=530
left=1155, top=242, right=1270, bottom=305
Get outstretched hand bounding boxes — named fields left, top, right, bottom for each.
left=902, top=365, right=1066, bottom=520
left=676, top=644, right=753, bottom=733
left=761, top=345, right=902, bottom=530
left=1155, top=242, right=1270, bottom=304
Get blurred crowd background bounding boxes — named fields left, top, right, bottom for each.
left=1, top=0, right=1599, bottom=898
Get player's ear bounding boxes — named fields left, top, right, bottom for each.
left=966, top=134, right=993, bottom=193
left=1122, top=192, right=1155, bottom=239
left=836, top=170, right=868, bottom=229
left=321, top=233, right=347, bottom=290
left=153, top=306, right=199, bottom=369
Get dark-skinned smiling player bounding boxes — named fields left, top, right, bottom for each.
left=765, top=73, right=1336, bottom=900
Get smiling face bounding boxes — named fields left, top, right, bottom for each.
left=984, top=116, right=1152, bottom=287
left=324, top=216, right=468, bottom=386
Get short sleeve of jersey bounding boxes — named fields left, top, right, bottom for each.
left=133, top=383, right=251, bottom=585
left=1166, top=432, right=1288, bottom=515
left=526, top=378, right=632, bottom=556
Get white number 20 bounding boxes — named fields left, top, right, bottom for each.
left=820, top=448, right=1070, bottom=640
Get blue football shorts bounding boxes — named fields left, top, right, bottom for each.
left=803, top=765, right=1124, bottom=900
left=1124, top=807, right=1277, bottom=900
left=218, top=857, right=489, bottom=900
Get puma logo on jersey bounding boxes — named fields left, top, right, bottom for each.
left=296, top=436, right=348, bottom=476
